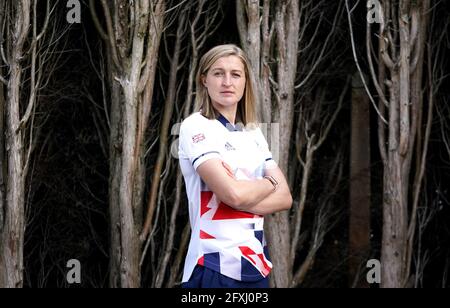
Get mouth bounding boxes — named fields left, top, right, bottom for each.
left=220, top=91, right=235, bottom=94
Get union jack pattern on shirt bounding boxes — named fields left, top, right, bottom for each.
left=178, top=112, right=276, bottom=282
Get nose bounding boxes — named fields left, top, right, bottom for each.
left=222, top=74, right=232, bottom=86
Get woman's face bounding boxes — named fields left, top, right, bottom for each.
left=203, top=55, right=246, bottom=110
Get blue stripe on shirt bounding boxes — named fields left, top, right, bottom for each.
left=192, top=151, right=220, bottom=166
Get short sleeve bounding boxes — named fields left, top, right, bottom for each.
left=254, top=127, right=277, bottom=170
left=179, top=118, right=222, bottom=170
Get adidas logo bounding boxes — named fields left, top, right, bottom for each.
left=225, top=142, right=236, bottom=151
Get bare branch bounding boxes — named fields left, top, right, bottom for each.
left=367, top=19, right=389, bottom=107
left=99, top=0, right=121, bottom=69
left=291, top=163, right=342, bottom=287
left=345, top=0, right=388, bottom=125
left=166, top=222, right=190, bottom=288
left=236, top=0, right=249, bottom=52
left=153, top=169, right=183, bottom=287
left=295, top=3, right=342, bottom=90
left=138, top=0, right=165, bottom=93
left=89, top=0, right=109, bottom=41
left=316, top=77, right=350, bottom=149
left=140, top=11, right=185, bottom=242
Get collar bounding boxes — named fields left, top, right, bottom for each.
left=217, top=113, right=243, bottom=132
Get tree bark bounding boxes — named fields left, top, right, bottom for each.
left=91, top=0, right=165, bottom=287
left=0, top=0, right=31, bottom=288
left=140, top=13, right=183, bottom=244
left=405, top=0, right=430, bottom=284
left=0, top=65, right=5, bottom=243
left=237, top=0, right=299, bottom=288
left=380, top=1, right=430, bottom=288
left=264, top=0, right=299, bottom=288
left=361, top=0, right=431, bottom=288
left=1, top=49, right=26, bottom=289
left=107, top=61, right=124, bottom=287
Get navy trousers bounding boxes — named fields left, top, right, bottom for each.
left=182, top=265, right=270, bottom=288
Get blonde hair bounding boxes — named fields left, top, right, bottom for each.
left=195, top=44, right=259, bottom=127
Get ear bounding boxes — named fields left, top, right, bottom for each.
left=201, top=74, right=207, bottom=87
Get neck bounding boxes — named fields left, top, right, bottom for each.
left=213, top=104, right=237, bottom=125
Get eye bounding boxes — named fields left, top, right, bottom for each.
left=213, top=71, right=224, bottom=76
left=232, top=73, right=241, bottom=78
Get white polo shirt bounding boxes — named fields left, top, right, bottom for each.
left=178, top=112, right=275, bottom=282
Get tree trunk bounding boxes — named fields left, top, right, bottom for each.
left=1, top=56, right=26, bottom=289
left=381, top=159, right=408, bottom=287
left=91, top=0, right=165, bottom=287
left=0, top=66, right=5, bottom=246
left=349, top=73, right=371, bottom=288
left=140, top=13, right=183, bottom=245
left=405, top=0, right=430, bottom=283
left=108, top=62, right=124, bottom=287
left=0, top=0, right=30, bottom=288
left=237, top=0, right=299, bottom=288
left=364, top=0, right=430, bottom=288
left=265, top=0, right=299, bottom=288
left=381, top=0, right=429, bottom=287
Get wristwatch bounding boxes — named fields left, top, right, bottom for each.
left=264, top=175, right=279, bottom=192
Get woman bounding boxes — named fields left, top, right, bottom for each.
left=178, top=44, right=292, bottom=288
